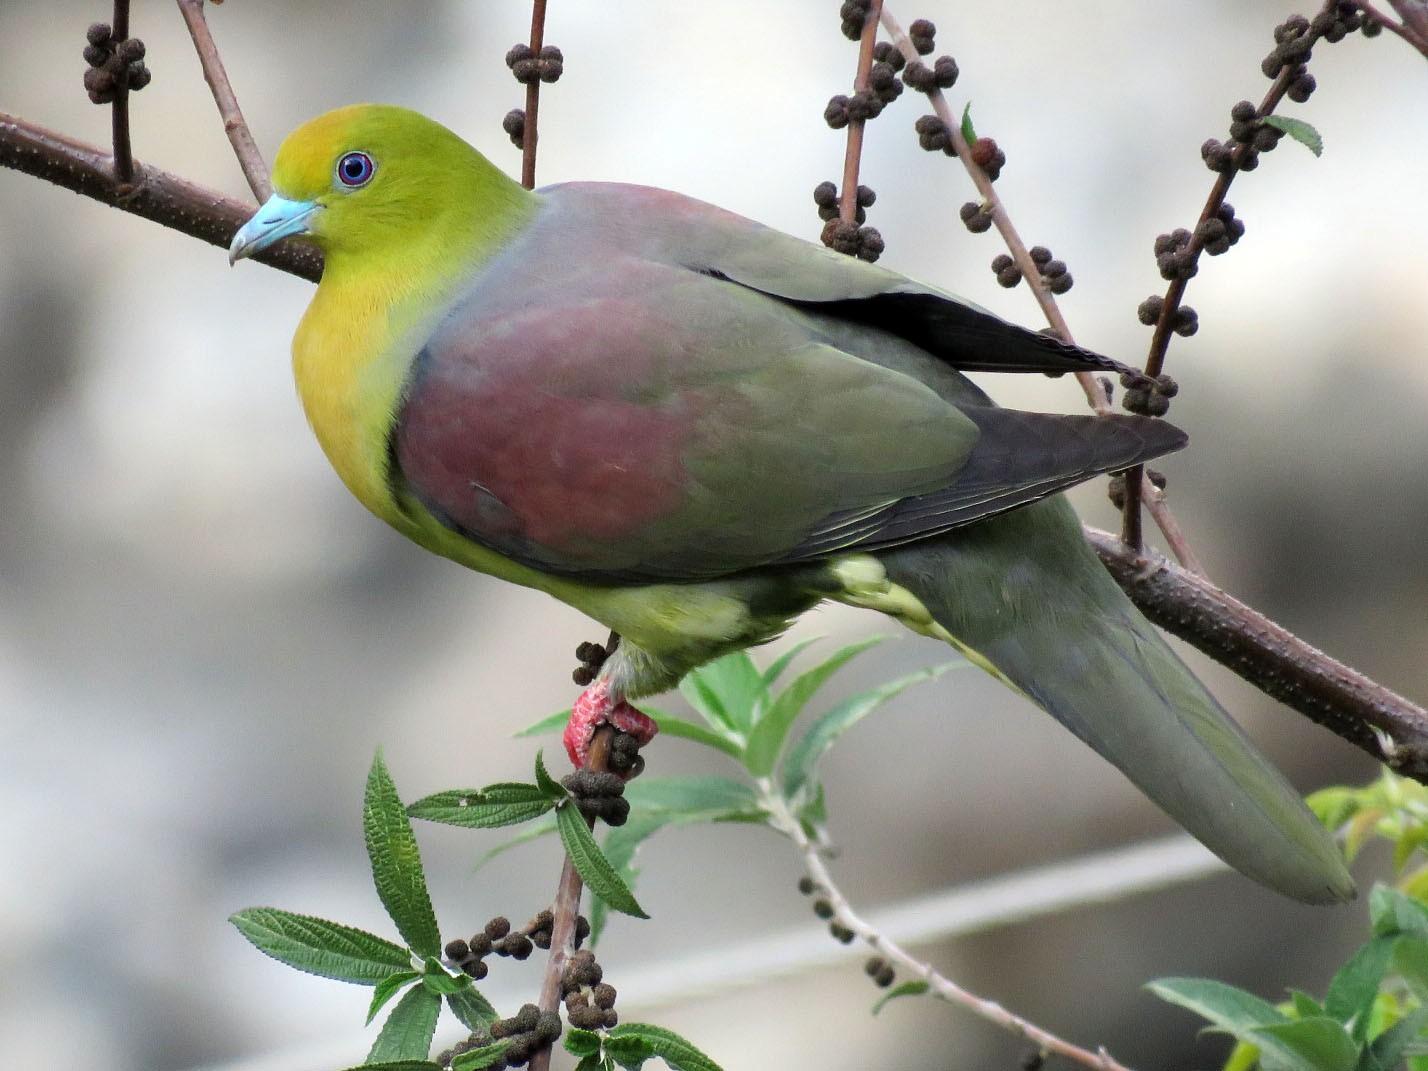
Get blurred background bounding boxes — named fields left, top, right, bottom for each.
left=1, top=1, right=1424, bottom=1068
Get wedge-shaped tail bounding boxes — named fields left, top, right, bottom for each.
left=879, top=498, right=1354, bottom=905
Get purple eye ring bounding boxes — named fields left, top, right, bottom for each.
left=335, top=151, right=376, bottom=188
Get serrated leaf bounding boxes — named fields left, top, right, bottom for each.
left=557, top=803, right=648, bottom=919
left=1263, top=114, right=1323, bottom=157
left=572, top=1054, right=611, bottom=1071
left=449, top=1040, right=514, bottom=1070
left=564, top=1027, right=604, bottom=1057
left=609, top=1023, right=723, bottom=1071
left=367, top=983, right=441, bottom=1064
left=534, top=751, right=566, bottom=799
left=408, top=785, right=557, bottom=830
left=1249, top=1017, right=1357, bottom=1071
left=229, top=908, right=412, bottom=984
left=367, top=971, right=421, bottom=1024
left=743, top=637, right=883, bottom=777
left=872, top=979, right=929, bottom=1014
left=959, top=102, right=976, bottom=144
left=366, top=753, right=441, bottom=959
left=446, top=985, right=498, bottom=1031
left=644, top=713, right=744, bottom=758
left=781, top=660, right=964, bottom=797
left=1325, top=936, right=1395, bottom=1037
left=605, top=1032, right=656, bottom=1070
left=344, top=1063, right=441, bottom=1071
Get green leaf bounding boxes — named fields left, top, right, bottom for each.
left=367, top=983, right=441, bottom=1064
left=446, top=985, right=498, bottom=1031
left=367, top=971, right=421, bottom=1024
left=605, top=1032, right=656, bottom=1070
left=1290, top=990, right=1324, bottom=1020
left=408, top=785, right=558, bottom=830
left=1325, top=936, right=1396, bottom=1037
left=1371, top=1005, right=1428, bottom=1068
left=1307, top=786, right=1361, bottom=832
left=1147, top=976, right=1289, bottom=1033
left=1392, top=937, right=1428, bottom=1001
left=229, top=907, right=413, bottom=984
left=572, top=1054, right=612, bottom=1071
left=418, top=959, right=467, bottom=995
left=345, top=1063, right=441, bottom=1071
left=781, top=660, right=964, bottom=797
left=644, top=713, right=744, bottom=758
left=679, top=653, right=764, bottom=734
left=366, top=753, right=441, bottom=959
left=1372, top=885, right=1428, bottom=939
left=959, top=102, right=976, bottom=144
left=624, top=776, right=762, bottom=817
left=557, top=803, right=649, bottom=919
left=564, top=1028, right=604, bottom=1057
left=743, top=637, right=883, bottom=777
left=534, top=751, right=566, bottom=799
left=517, top=708, right=572, bottom=737
left=872, top=979, right=929, bottom=1014
left=609, top=1023, right=724, bottom=1071
left=449, top=1040, right=514, bottom=1070
left=1249, top=1018, right=1358, bottom=1071
left=761, top=638, right=823, bottom=688
left=1262, top=114, right=1323, bottom=157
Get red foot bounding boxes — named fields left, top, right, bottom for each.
left=563, top=678, right=659, bottom=767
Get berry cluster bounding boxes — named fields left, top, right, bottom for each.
left=1120, top=371, right=1180, bottom=418
left=563, top=768, right=632, bottom=825
left=82, top=23, right=151, bottom=105
left=1137, top=295, right=1198, bottom=338
left=505, top=43, right=563, bottom=85
left=838, top=0, right=876, bottom=40
left=562, top=949, right=620, bottom=1030
left=815, top=182, right=884, bottom=261
left=1107, top=468, right=1168, bottom=511
left=813, top=180, right=876, bottom=225
left=445, top=916, right=540, bottom=980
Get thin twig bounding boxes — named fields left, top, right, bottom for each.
left=761, top=783, right=1137, bottom=1071
left=838, top=0, right=883, bottom=223
left=1087, top=527, right=1428, bottom=779
left=0, top=112, right=319, bottom=280
left=879, top=8, right=1201, bottom=572
left=176, top=0, right=271, bottom=201
left=111, top=0, right=134, bottom=185
left=527, top=725, right=613, bottom=1071
left=520, top=0, right=548, bottom=190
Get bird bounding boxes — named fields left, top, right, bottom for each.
left=229, top=104, right=1352, bottom=905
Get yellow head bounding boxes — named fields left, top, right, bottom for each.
left=229, top=104, right=531, bottom=267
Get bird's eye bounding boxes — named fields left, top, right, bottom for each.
left=335, top=151, right=376, bottom=188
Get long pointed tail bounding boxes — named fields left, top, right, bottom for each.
left=876, top=497, right=1354, bottom=905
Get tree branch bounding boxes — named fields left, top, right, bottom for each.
left=0, top=112, right=319, bottom=281
left=1087, top=528, right=1428, bottom=778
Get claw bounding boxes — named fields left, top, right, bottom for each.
left=563, top=678, right=659, bottom=767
